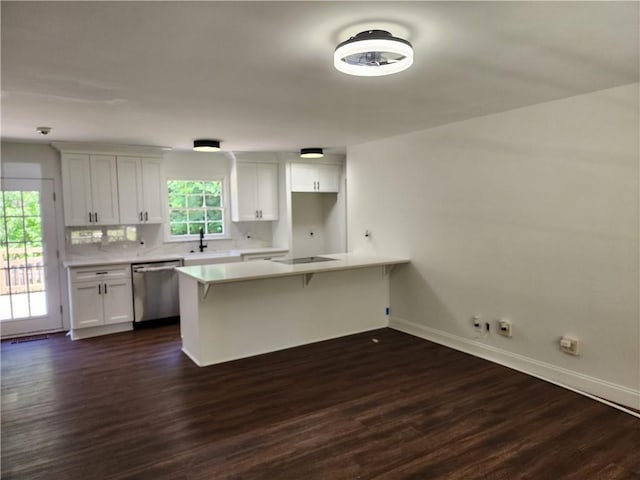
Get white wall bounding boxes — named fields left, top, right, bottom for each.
left=347, top=84, right=640, bottom=408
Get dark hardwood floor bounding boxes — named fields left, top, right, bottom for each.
left=2, top=324, right=639, bottom=480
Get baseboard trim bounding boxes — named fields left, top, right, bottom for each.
left=389, top=316, right=640, bottom=416
left=70, top=322, right=132, bottom=340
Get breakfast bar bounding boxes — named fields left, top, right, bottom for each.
left=176, top=253, right=409, bottom=366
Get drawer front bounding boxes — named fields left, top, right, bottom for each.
left=70, top=264, right=130, bottom=283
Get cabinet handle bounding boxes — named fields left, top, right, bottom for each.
left=259, top=210, right=263, bottom=218
left=140, top=212, right=143, bottom=221
left=89, top=212, right=93, bottom=223
left=317, top=181, right=320, bottom=191
left=98, top=284, right=101, bottom=295
left=255, top=210, right=259, bottom=218
left=94, top=212, right=98, bottom=223
left=104, top=284, right=108, bottom=294
left=145, top=211, right=148, bottom=221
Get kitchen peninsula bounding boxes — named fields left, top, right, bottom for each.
left=176, top=253, right=409, bottom=366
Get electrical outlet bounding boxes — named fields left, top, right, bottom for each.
left=471, top=315, right=482, bottom=331
left=560, top=336, right=580, bottom=355
left=497, top=319, right=513, bottom=338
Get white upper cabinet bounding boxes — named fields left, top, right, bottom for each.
left=62, top=153, right=119, bottom=226
left=117, top=156, right=163, bottom=224
left=291, top=163, right=340, bottom=193
left=231, top=161, right=279, bottom=221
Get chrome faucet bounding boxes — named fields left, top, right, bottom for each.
left=199, top=228, right=207, bottom=253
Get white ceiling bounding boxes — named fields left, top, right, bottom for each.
left=1, top=1, right=638, bottom=153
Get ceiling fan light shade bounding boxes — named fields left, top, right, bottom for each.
left=300, top=148, right=324, bottom=159
left=334, top=30, right=413, bottom=77
left=193, top=139, right=221, bottom=152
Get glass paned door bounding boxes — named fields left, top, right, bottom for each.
left=0, top=179, right=62, bottom=337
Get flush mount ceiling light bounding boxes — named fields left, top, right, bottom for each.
left=334, top=30, right=413, bottom=77
left=300, top=148, right=324, bottom=159
left=193, top=139, right=221, bottom=152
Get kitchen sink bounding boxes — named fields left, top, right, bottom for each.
left=273, top=256, right=336, bottom=265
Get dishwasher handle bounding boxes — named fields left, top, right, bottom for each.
left=133, top=265, right=178, bottom=273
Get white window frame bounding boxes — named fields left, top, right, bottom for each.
left=163, top=175, right=231, bottom=242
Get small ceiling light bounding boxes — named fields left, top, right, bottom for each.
left=193, top=139, right=221, bottom=152
left=36, top=126, right=51, bottom=135
left=300, top=148, right=324, bottom=159
left=334, top=30, right=413, bottom=77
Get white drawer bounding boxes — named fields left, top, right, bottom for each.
left=70, top=264, right=130, bottom=282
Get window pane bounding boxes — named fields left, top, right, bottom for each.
left=170, top=223, right=187, bottom=236
left=169, top=210, right=187, bottom=223
left=205, top=195, right=221, bottom=207
left=187, top=195, right=203, bottom=208
left=188, top=210, right=204, bottom=222
left=29, top=291, right=47, bottom=317
left=5, top=217, right=25, bottom=243
left=22, top=192, right=40, bottom=216
left=10, top=293, right=29, bottom=319
left=187, top=182, right=204, bottom=195
left=24, top=217, right=42, bottom=243
left=206, top=209, right=222, bottom=222
left=8, top=250, right=27, bottom=270
left=3, top=192, right=23, bottom=215
left=188, top=223, right=205, bottom=235
left=27, top=266, right=46, bottom=293
left=207, top=222, right=223, bottom=234
left=168, top=194, right=186, bottom=208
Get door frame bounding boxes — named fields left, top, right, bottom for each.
left=0, top=178, right=64, bottom=338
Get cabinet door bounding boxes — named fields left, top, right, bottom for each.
left=116, top=156, right=143, bottom=224
left=103, top=277, right=133, bottom=325
left=256, top=163, right=279, bottom=220
left=290, top=163, right=317, bottom=192
left=61, top=154, right=93, bottom=226
left=90, top=155, right=120, bottom=225
left=316, top=164, right=340, bottom=192
left=140, top=158, right=164, bottom=223
left=70, top=281, right=103, bottom=328
left=232, top=163, right=259, bottom=221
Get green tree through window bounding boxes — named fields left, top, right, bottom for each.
left=167, top=180, right=224, bottom=238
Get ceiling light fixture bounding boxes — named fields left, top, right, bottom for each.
left=334, top=30, right=413, bottom=77
left=300, top=148, right=324, bottom=159
left=193, top=139, right=221, bottom=152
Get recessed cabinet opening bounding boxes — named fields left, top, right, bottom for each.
left=291, top=192, right=345, bottom=258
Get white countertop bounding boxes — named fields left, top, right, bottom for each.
left=64, top=247, right=289, bottom=268
left=176, top=253, right=410, bottom=285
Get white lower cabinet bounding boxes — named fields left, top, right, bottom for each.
left=68, top=264, right=133, bottom=339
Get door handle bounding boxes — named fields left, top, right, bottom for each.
left=98, top=284, right=101, bottom=295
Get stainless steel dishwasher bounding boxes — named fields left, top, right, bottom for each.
left=131, top=260, right=182, bottom=324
